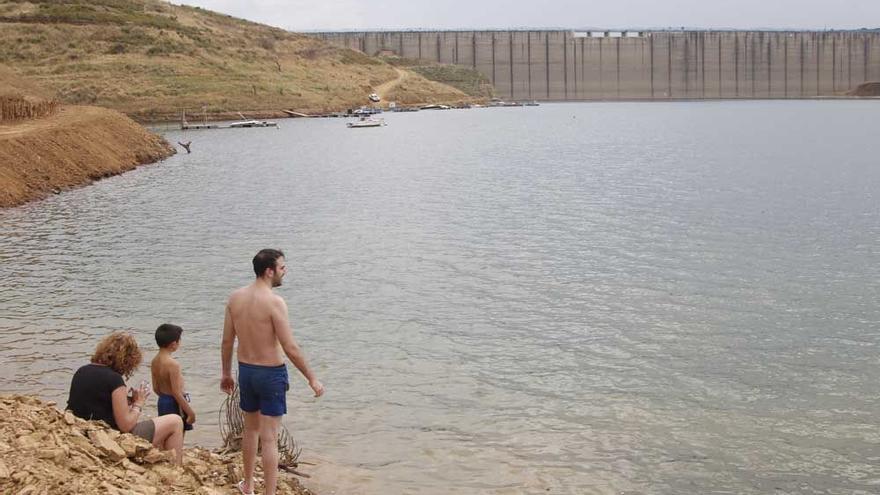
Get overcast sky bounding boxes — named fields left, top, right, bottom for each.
left=174, top=0, right=880, bottom=31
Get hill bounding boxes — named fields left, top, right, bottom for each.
left=0, top=0, right=479, bottom=121
left=0, top=67, right=175, bottom=207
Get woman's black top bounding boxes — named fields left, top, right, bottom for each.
left=66, top=363, right=125, bottom=430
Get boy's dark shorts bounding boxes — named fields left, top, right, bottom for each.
left=157, top=393, right=194, bottom=431
left=238, top=362, right=288, bottom=416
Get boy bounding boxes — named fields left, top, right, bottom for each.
left=151, top=323, right=195, bottom=431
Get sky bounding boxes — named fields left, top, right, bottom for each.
left=173, top=0, right=880, bottom=32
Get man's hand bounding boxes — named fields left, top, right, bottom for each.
left=309, top=379, right=324, bottom=398
left=220, top=375, right=235, bottom=395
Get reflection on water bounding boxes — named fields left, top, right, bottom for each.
left=1, top=101, right=879, bottom=494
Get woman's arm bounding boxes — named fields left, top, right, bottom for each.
left=111, top=385, right=144, bottom=432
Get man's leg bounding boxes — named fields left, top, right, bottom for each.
left=259, top=414, right=282, bottom=495
left=241, top=411, right=261, bottom=493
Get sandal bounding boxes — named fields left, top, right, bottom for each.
left=238, top=480, right=255, bottom=495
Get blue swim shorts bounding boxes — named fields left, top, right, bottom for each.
left=157, top=393, right=193, bottom=431
left=238, top=362, right=289, bottom=416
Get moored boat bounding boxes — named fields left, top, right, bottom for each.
left=347, top=117, right=386, bottom=128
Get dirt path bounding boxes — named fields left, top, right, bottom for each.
left=0, top=106, right=104, bottom=139
left=374, top=68, right=409, bottom=101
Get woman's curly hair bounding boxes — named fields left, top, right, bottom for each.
left=91, top=332, right=142, bottom=378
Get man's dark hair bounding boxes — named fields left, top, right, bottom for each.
left=155, top=323, right=183, bottom=348
left=253, top=248, right=285, bottom=277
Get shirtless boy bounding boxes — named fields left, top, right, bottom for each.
left=151, top=323, right=195, bottom=431
left=221, top=249, right=324, bottom=495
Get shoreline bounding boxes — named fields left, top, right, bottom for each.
left=0, top=105, right=175, bottom=209
left=0, top=394, right=315, bottom=494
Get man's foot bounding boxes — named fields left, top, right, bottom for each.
left=238, top=480, right=255, bottom=495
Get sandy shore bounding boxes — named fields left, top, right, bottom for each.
left=0, top=105, right=175, bottom=208
left=0, top=395, right=315, bottom=495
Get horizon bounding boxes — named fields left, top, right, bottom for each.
left=172, top=0, right=880, bottom=33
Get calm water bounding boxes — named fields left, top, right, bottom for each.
left=1, top=102, right=879, bottom=494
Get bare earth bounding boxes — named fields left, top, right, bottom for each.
left=0, top=105, right=175, bottom=208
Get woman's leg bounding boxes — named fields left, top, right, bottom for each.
left=151, top=414, right=184, bottom=465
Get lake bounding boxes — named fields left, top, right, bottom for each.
left=1, top=101, right=878, bottom=494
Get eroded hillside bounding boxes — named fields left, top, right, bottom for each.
left=0, top=0, right=476, bottom=120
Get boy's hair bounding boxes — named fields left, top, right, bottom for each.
left=253, top=248, right=285, bottom=277
left=155, top=323, right=183, bottom=348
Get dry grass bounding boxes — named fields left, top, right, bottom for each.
left=381, top=56, right=495, bottom=98
left=0, top=0, right=481, bottom=121
left=0, top=96, right=60, bottom=121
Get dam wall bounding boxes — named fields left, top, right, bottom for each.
left=315, top=30, right=880, bottom=100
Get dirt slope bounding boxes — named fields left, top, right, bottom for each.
left=0, top=104, right=174, bottom=207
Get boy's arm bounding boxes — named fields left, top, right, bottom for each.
left=169, top=362, right=195, bottom=424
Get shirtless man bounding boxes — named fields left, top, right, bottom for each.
left=221, top=248, right=324, bottom=495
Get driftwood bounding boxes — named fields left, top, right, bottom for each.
left=177, top=141, right=192, bottom=153
left=219, top=383, right=304, bottom=474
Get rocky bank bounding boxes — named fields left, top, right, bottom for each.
left=0, top=395, right=314, bottom=495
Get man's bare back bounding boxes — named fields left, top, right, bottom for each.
left=226, top=284, right=287, bottom=366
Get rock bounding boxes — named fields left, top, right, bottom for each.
left=1, top=394, right=315, bottom=494
left=88, top=429, right=126, bottom=461
left=36, top=448, right=65, bottom=460
left=140, top=448, right=170, bottom=464
left=15, top=433, right=41, bottom=449
left=118, top=435, right=140, bottom=457
left=122, top=458, right=146, bottom=474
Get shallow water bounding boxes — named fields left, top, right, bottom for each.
left=1, top=101, right=879, bottom=494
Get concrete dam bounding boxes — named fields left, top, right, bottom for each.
left=315, top=30, right=880, bottom=100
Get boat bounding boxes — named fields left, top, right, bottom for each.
left=179, top=110, right=278, bottom=130
left=488, top=98, right=522, bottom=107
left=420, top=104, right=451, bottom=110
left=228, top=113, right=278, bottom=128
left=351, top=106, right=383, bottom=116
left=347, top=117, right=386, bottom=128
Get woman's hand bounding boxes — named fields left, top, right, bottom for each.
left=131, top=380, right=151, bottom=406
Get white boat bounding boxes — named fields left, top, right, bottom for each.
left=347, top=117, right=386, bottom=128
left=228, top=120, right=278, bottom=128
left=228, top=112, right=278, bottom=128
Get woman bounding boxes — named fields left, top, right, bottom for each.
left=67, top=331, right=184, bottom=464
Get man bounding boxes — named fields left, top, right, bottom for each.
left=221, top=248, right=324, bottom=495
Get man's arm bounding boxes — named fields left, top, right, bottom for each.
left=220, top=302, right=236, bottom=394
left=271, top=297, right=324, bottom=397
left=169, top=361, right=196, bottom=424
